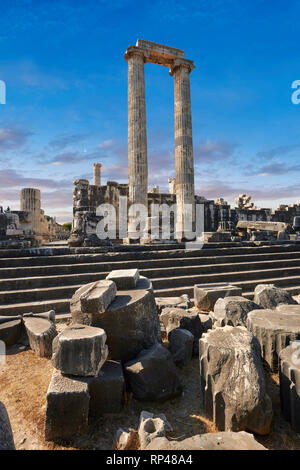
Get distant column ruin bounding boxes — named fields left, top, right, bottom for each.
left=93, top=163, right=102, bottom=187
left=20, top=188, right=41, bottom=234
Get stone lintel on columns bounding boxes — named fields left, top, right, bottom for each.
left=169, top=59, right=195, bottom=76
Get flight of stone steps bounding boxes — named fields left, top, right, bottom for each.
left=1, top=241, right=300, bottom=316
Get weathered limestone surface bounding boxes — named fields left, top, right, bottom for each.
left=125, top=47, right=148, bottom=238
left=160, top=307, right=212, bottom=355
left=88, top=360, right=124, bottom=418
left=114, top=428, right=136, bottom=450
left=279, top=342, right=300, bottom=434
left=52, top=324, right=108, bottom=376
left=168, top=328, right=194, bottom=365
left=70, top=280, right=116, bottom=324
left=212, top=296, right=261, bottom=327
left=145, top=431, right=267, bottom=450
left=156, top=294, right=191, bottom=314
left=106, top=269, right=139, bottom=290
left=138, top=410, right=172, bottom=450
left=0, top=318, right=22, bottom=346
left=24, top=311, right=57, bottom=358
left=124, top=343, right=182, bottom=401
left=247, top=309, right=300, bottom=371
left=72, top=277, right=161, bottom=363
left=0, top=401, right=15, bottom=450
left=45, top=369, right=90, bottom=441
left=199, top=326, right=272, bottom=435
left=171, top=60, right=195, bottom=240
left=253, top=284, right=297, bottom=310
left=194, top=283, right=242, bottom=311
left=276, top=304, right=300, bottom=315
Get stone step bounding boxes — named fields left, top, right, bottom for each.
left=1, top=278, right=300, bottom=317
left=155, top=280, right=300, bottom=299
left=1, top=257, right=300, bottom=291
left=0, top=299, right=71, bottom=315
left=1, top=264, right=300, bottom=305
left=1, top=243, right=300, bottom=268
left=1, top=250, right=300, bottom=278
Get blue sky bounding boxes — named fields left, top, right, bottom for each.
left=0, top=0, right=300, bottom=223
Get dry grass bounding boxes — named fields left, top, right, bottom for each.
left=1, top=341, right=300, bottom=450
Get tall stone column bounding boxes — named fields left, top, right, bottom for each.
left=93, top=163, right=102, bottom=187
left=125, top=47, right=148, bottom=239
left=171, top=60, right=195, bottom=241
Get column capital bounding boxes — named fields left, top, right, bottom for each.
left=124, top=46, right=149, bottom=62
left=169, top=58, right=195, bottom=76
left=93, top=163, right=102, bottom=168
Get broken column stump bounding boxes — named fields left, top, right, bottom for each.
left=279, top=341, right=300, bottom=434
left=71, top=275, right=161, bottom=363
left=52, top=324, right=108, bottom=376
left=0, top=316, right=22, bottom=346
left=199, top=326, right=272, bottom=435
left=194, top=283, right=242, bottom=311
left=23, top=310, right=57, bottom=358
left=247, top=309, right=300, bottom=371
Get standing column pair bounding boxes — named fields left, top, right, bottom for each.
left=125, top=49, right=195, bottom=241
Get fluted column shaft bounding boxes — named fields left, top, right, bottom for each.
left=173, top=63, right=195, bottom=239
left=126, top=50, right=148, bottom=209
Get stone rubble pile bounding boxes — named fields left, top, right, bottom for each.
left=114, top=410, right=267, bottom=450
left=0, top=310, right=57, bottom=358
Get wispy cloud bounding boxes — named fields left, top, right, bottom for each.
left=0, top=126, right=32, bottom=149
left=49, top=133, right=90, bottom=150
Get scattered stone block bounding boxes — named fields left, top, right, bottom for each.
left=0, top=401, right=15, bottom=450
left=168, top=328, right=194, bottom=365
left=276, top=304, right=300, bottom=315
left=247, top=309, right=300, bottom=371
left=45, top=369, right=90, bottom=441
left=124, top=343, right=182, bottom=401
left=212, top=296, right=261, bottom=327
left=160, top=307, right=212, bottom=355
left=24, top=310, right=57, bottom=358
left=52, top=324, right=108, bottom=376
left=106, top=269, right=140, bottom=289
left=199, top=326, right=272, bottom=435
left=70, top=280, right=116, bottom=324
left=145, top=431, right=267, bottom=450
left=0, top=317, right=22, bottom=346
left=79, top=280, right=117, bottom=314
left=253, top=284, right=297, bottom=310
left=279, top=341, right=300, bottom=434
left=88, top=360, right=124, bottom=418
left=156, top=295, right=191, bottom=314
left=72, top=276, right=161, bottom=362
left=194, top=283, right=242, bottom=311
left=138, top=410, right=172, bottom=450
left=114, top=428, right=136, bottom=450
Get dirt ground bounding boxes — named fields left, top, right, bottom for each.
left=0, top=339, right=300, bottom=450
